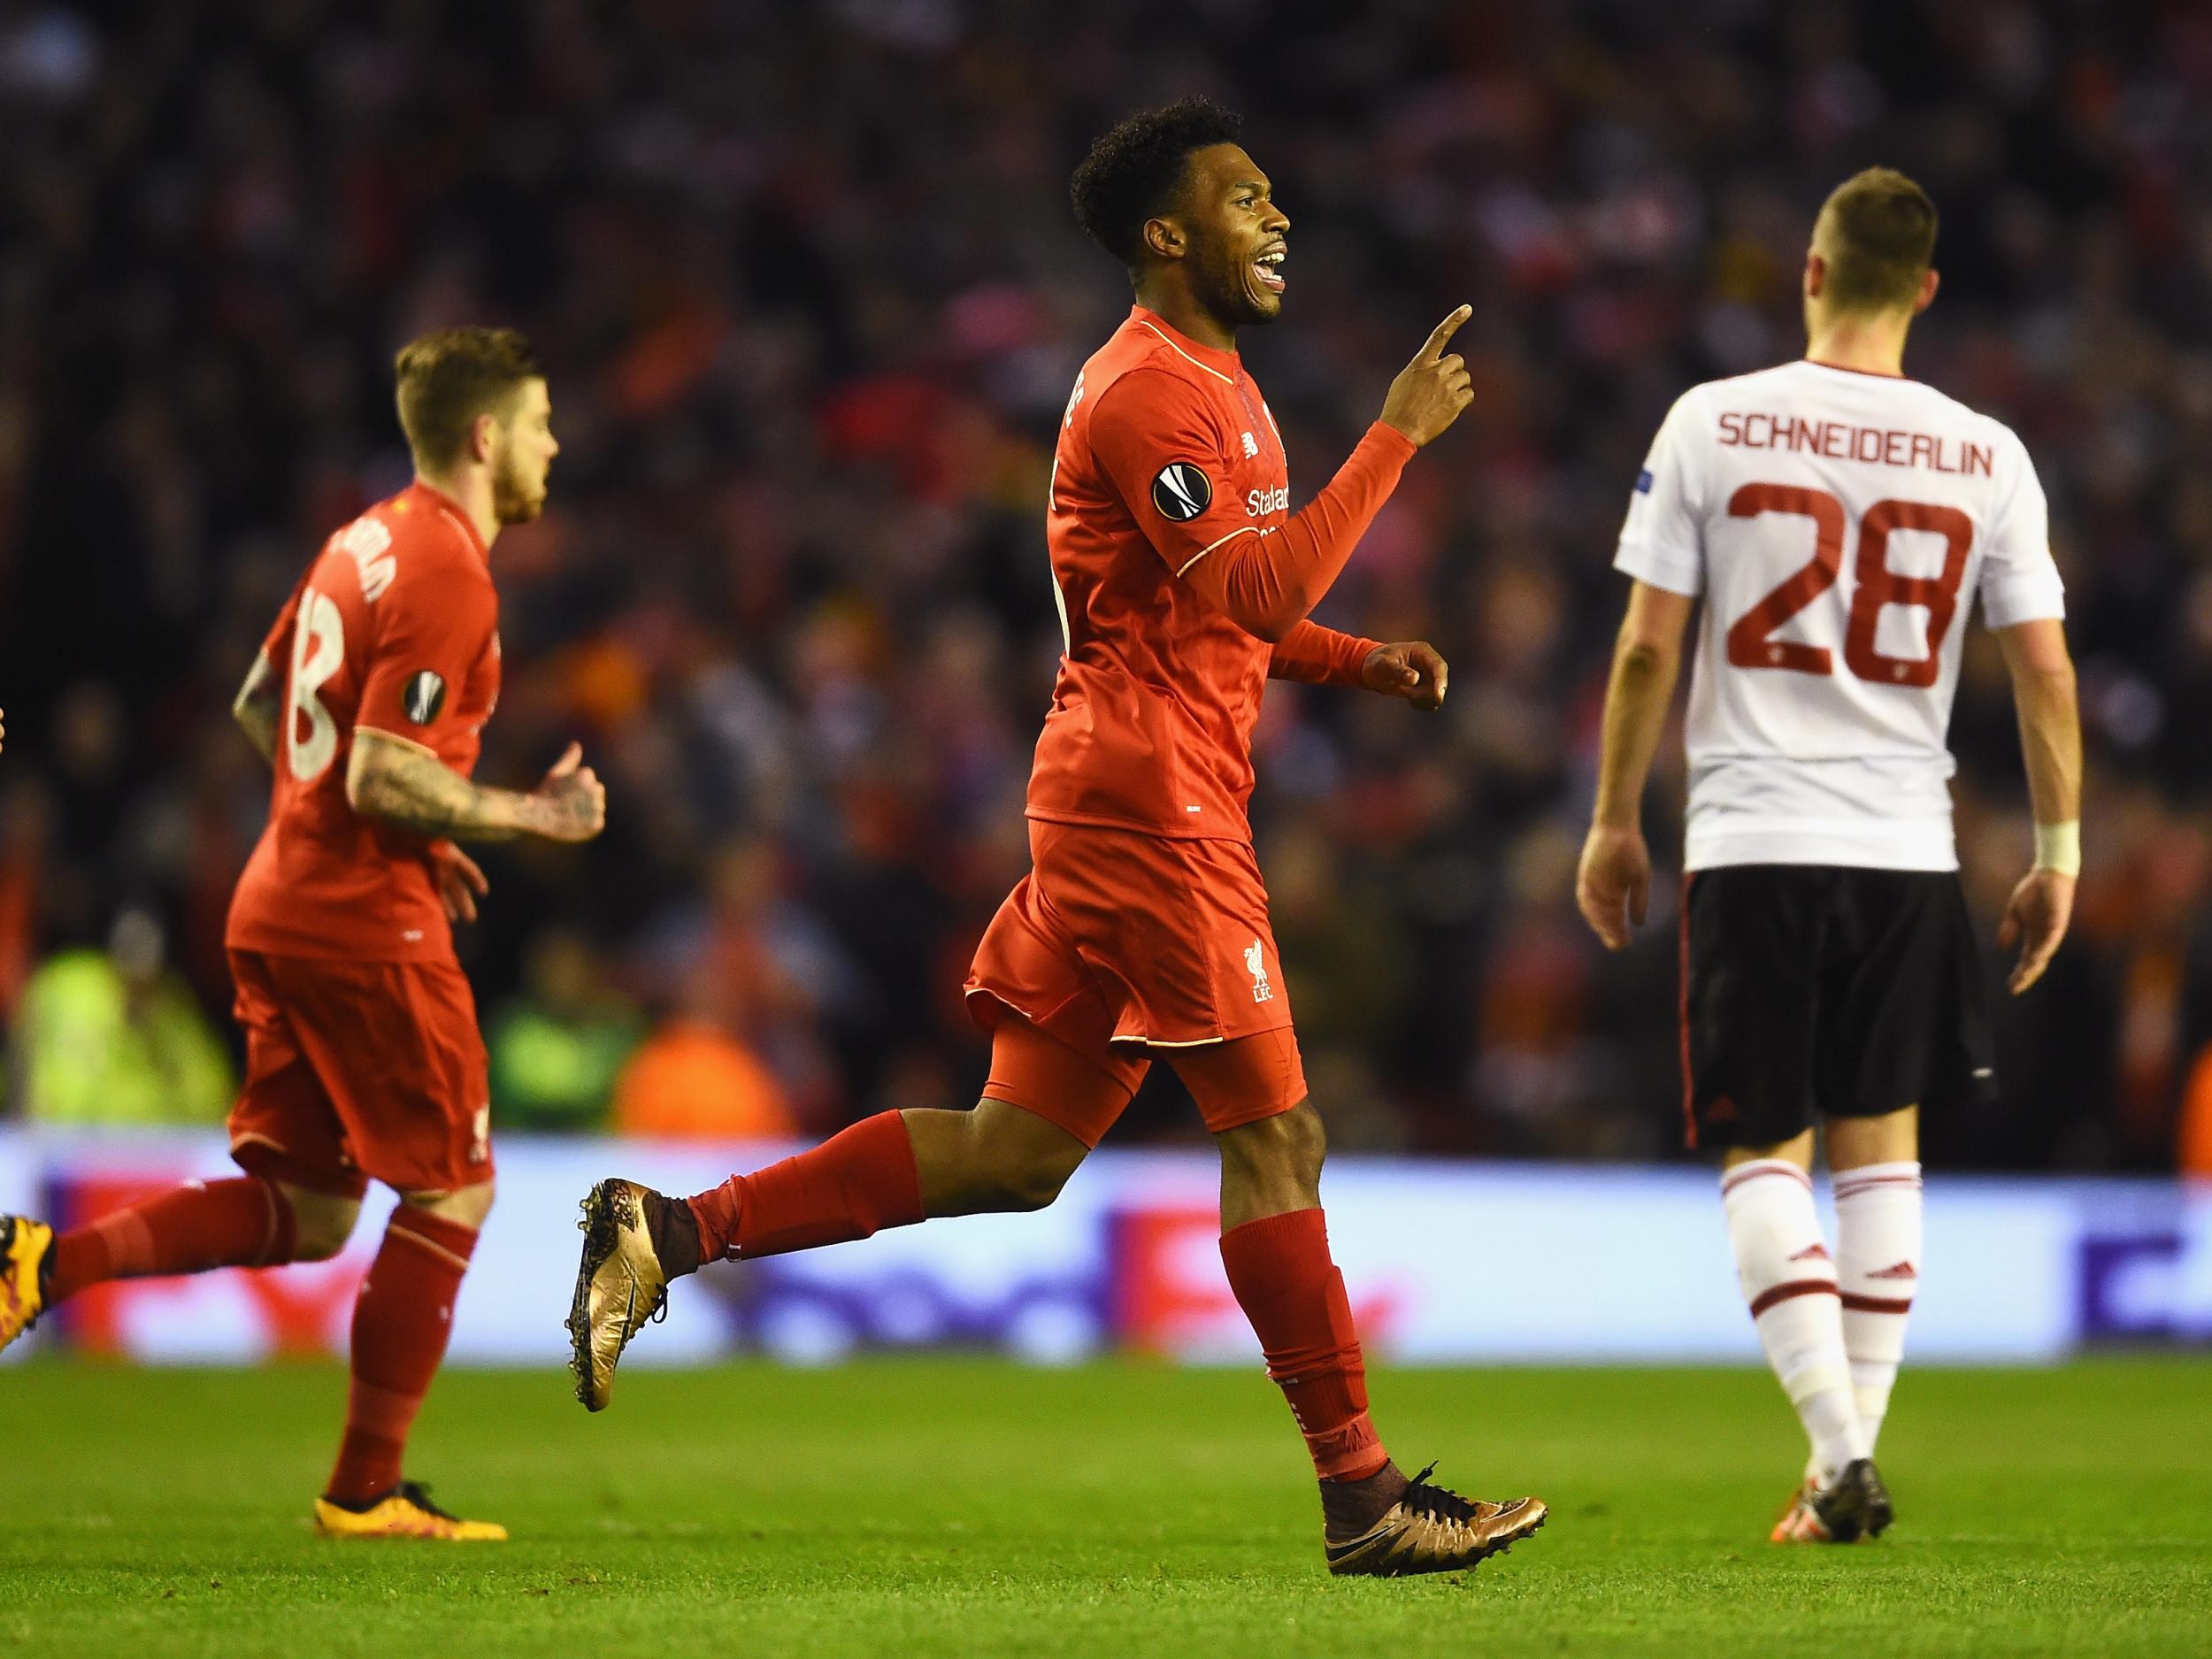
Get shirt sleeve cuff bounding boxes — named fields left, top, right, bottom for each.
left=1614, top=541, right=1702, bottom=597
left=1980, top=574, right=2067, bottom=630
left=1363, top=421, right=1419, bottom=465
left=1333, top=634, right=1385, bottom=688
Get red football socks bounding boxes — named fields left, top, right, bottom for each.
left=1218, top=1207, right=1389, bottom=1482
left=687, top=1112, right=924, bottom=1262
left=45, top=1175, right=298, bottom=1304
left=325, top=1210, right=478, bottom=1505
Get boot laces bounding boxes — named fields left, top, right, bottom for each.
left=1398, top=1463, right=1482, bottom=1528
left=395, top=1481, right=459, bottom=1521
left=620, top=1277, right=668, bottom=1341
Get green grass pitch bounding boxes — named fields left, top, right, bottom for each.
left=3, top=1357, right=2206, bottom=1657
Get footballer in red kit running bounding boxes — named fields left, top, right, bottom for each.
left=570, top=99, right=1548, bottom=1577
left=0, top=327, right=608, bottom=1540
left=1576, top=170, right=2083, bottom=1545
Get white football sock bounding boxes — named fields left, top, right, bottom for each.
left=1833, top=1159, right=1923, bottom=1456
left=1722, top=1159, right=1866, bottom=1484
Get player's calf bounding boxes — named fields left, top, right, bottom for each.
left=568, top=1106, right=1088, bottom=1409
left=9, top=1175, right=316, bottom=1325
left=1722, top=1157, right=1870, bottom=1484
left=326, top=1201, right=484, bottom=1509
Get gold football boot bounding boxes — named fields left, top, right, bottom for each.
left=566, top=1178, right=683, bottom=1411
left=1325, top=1463, right=1548, bottom=1577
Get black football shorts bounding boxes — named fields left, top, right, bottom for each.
left=1678, top=864, right=1994, bottom=1151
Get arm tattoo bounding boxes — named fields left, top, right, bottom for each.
left=351, top=734, right=530, bottom=842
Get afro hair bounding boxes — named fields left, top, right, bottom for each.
left=1071, top=97, right=1245, bottom=265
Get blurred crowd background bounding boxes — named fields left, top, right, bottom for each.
left=4, top=0, right=2211, bottom=1172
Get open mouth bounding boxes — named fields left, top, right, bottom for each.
left=1252, top=247, right=1286, bottom=294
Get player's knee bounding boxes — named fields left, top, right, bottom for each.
left=403, top=1179, right=495, bottom=1232
left=283, top=1188, right=361, bottom=1262
left=1726, top=1133, right=1816, bottom=1175
left=1005, top=1157, right=1076, bottom=1212
left=1223, top=1101, right=1325, bottom=1188
left=1826, top=1107, right=1916, bottom=1170
left=979, top=1146, right=1082, bottom=1212
left=291, top=1225, right=351, bottom=1263
left=951, top=1096, right=1089, bottom=1213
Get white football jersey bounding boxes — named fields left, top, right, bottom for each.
left=1615, top=359, right=2063, bottom=872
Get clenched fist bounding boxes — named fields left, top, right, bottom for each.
left=1361, top=641, right=1449, bottom=710
left=1379, top=305, right=1475, bottom=447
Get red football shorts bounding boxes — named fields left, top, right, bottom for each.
left=964, top=820, right=1306, bottom=1143
left=226, top=949, right=493, bottom=1200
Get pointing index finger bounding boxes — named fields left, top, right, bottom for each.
left=1416, top=304, right=1473, bottom=364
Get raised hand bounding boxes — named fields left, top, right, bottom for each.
left=1998, top=867, right=2074, bottom=994
left=1360, top=641, right=1449, bottom=710
left=1577, top=824, right=1652, bottom=952
left=1379, top=304, right=1475, bottom=447
left=530, top=741, right=607, bottom=843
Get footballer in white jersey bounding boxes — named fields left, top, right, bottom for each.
left=1577, top=169, right=2084, bottom=1548
left=1618, top=358, right=2063, bottom=875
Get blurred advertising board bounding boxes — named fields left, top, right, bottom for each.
left=4, top=1130, right=2208, bottom=1366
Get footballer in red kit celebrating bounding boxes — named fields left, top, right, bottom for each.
left=1024, top=307, right=1379, bottom=843
left=977, top=306, right=1405, bottom=1071
left=570, top=99, right=1548, bottom=1578
left=0, top=328, right=607, bottom=1541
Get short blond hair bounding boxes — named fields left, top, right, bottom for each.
left=393, top=326, right=541, bottom=470
left=1816, top=168, right=1938, bottom=312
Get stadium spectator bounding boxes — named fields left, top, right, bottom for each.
left=2, top=2, right=2209, bottom=1168
left=485, top=927, right=644, bottom=1133
left=2179, top=1044, right=2212, bottom=1179
left=609, top=1010, right=797, bottom=1142
left=12, top=909, right=233, bottom=1125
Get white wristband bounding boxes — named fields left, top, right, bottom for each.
left=2033, top=820, right=2081, bottom=877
